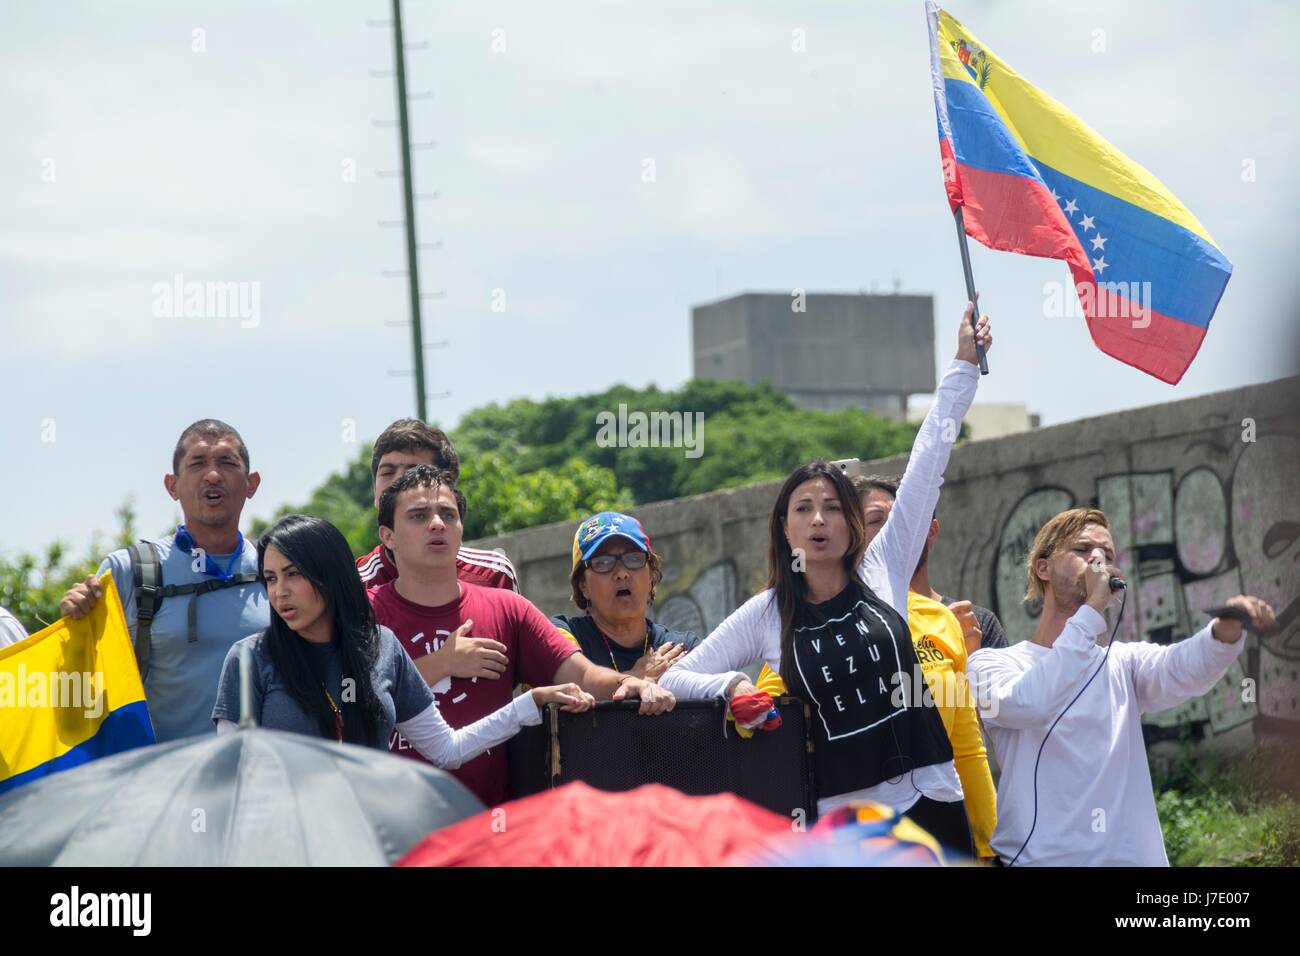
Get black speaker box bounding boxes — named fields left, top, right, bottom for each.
left=506, top=697, right=816, bottom=821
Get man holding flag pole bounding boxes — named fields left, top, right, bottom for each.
left=926, top=2, right=1233, bottom=385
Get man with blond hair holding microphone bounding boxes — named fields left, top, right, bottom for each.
left=967, top=507, right=1273, bottom=866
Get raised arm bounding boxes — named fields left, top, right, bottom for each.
left=862, top=305, right=988, bottom=614
left=1129, top=596, right=1267, bottom=714
left=966, top=606, right=1106, bottom=729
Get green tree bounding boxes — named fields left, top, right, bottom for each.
left=674, top=406, right=922, bottom=497
left=458, top=452, right=634, bottom=539
left=251, top=443, right=379, bottom=556
left=252, top=444, right=633, bottom=549
left=0, top=501, right=138, bottom=633
left=254, top=378, right=926, bottom=551
left=451, top=377, right=914, bottom=506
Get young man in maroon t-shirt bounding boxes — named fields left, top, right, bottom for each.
left=371, top=465, right=674, bottom=805
left=357, top=419, right=519, bottom=592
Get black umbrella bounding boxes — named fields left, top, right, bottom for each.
left=0, top=728, right=483, bottom=866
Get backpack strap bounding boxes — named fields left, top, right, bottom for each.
left=128, top=540, right=162, bottom=681
left=127, top=543, right=260, bottom=677
left=160, top=573, right=261, bottom=643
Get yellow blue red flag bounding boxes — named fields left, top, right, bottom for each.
left=0, top=573, right=155, bottom=793
left=927, top=3, right=1232, bottom=384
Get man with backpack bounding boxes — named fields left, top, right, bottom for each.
left=58, top=419, right=269, bottom=742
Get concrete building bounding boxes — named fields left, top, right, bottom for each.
left=692, top=292, right=935, bottom=420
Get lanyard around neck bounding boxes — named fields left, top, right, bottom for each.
left=598, top=625, right=650, bottom=673
left=175, top=524, right=245, bottom=581
left=321, top=685, right=344, bottom=743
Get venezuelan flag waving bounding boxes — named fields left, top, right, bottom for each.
left=0, top=574, right=154, bottom=794
left=927, top=3, right=1232, bottom=384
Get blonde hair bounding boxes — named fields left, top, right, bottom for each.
left=1024, top=508, right=1110, bottom=603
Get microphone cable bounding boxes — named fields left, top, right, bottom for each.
left=1007, top=585, right=1127, bottom=867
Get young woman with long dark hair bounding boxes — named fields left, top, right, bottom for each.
left=212, top=514, right=593, bottom=765
left=660, top=305, right=992, bottom=853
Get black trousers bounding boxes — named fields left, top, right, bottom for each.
left=903, top=795, right=976, bottom=860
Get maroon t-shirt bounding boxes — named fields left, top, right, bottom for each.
left=368, top=580, right=578, bottom=806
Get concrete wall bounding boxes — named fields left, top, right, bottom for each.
left=910, top=401, right=1040, bottom=441
left=475, top=375, right=1300, bottom=751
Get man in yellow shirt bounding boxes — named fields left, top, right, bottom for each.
left=854, top=473, right=998, bottom=861
left=907, top=592, right=997, bottom=860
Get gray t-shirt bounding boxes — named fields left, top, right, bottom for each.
left=101, top=536, right=269, bottom=743
left=212, top=625, right=432, bottom=747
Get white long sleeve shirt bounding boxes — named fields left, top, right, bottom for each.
left=217, top=690, right=541, bottom=770
left=966, top=606, right=1244, bottom=866
left=660, top=358, right=981, bottom=815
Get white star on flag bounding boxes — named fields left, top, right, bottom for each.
left=1049, top=186, right=1060, bottom=202
left=1092, top=256, right=1107, bottom=274
left=1063, top=198, right=1079, bottom=216
left=1091, top=234, right=1107, bottom=252
left=1079, top=214, right=1095, bottom=232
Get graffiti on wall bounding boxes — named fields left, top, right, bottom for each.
left=652, top=560, right=738, bottom=638
left=991, top=433, right=1300, bottom=735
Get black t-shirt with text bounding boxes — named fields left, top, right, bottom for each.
left=789, top=580, right=953, bottom=800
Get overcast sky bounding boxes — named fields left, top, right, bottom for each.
left=3, top=0, right=1297, bottom=559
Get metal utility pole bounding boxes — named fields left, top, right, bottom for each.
left=390, top=0, right=426, bottom=420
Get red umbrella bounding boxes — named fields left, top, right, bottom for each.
left=397, top=781, right=792, bottom=867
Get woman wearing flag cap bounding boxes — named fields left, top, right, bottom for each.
left=552, top=512, right=702, bottom=679
left=660, top=305, right=992, bottom=858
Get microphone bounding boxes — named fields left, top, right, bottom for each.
left=1090, top=558, right=1126, bottom=592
